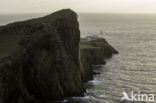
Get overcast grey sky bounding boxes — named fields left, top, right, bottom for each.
left=0, top=0, right=156, bottom=14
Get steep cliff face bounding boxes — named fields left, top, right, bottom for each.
left=80, top=37, right=118, bottom=82
left=0, top=9, right=83, bottom=103
left=0, top=9, right=119, bottom=103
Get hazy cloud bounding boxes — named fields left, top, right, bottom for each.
left=0, top=0, right=156, bottom=13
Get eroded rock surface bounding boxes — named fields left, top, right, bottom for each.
left=0, top=9, right=83, bottom=103
left=80, top=37, right=118, bottom=82
left=0, top=9, right=118, bottom=103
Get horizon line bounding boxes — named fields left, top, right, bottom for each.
left=0, top=12, right=156, bottom=15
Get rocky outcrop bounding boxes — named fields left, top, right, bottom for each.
left=0, top=9, right=83, bottom=103
left=80, top=37, right=118, bottom=82
left=0, top=9, right=118, bottom=103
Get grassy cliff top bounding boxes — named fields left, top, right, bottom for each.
left=80, top=37, right=108, bottom=49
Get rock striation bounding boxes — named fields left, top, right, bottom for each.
left=80, top=36, right=118, bottom=82
left=0, top=9, right=118, bottom=103
left=0, top=9, right=83, bottom=103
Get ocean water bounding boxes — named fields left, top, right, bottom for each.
left=0, top=13, right=156, bottom=103
left=78, top=14, right=156, bottom=103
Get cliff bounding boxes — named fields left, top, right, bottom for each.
left=0, top=9, right=83, bottom=103
left=80, top=37, right=118, bottom=82
left=0, top=9, right=118, bottom=103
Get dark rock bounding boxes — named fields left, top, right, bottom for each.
left=0, top=9, right=83, bottom=103
left=80, top=36, right=118, bottom=82
left=0, top=9, right=118, bottom=103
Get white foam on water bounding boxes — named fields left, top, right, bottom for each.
left=88, top=79, right=101, bottom=85
left=98, top=94, right=105, bottom=98
left=71, top=96, right=91, bottom=100
left=62, top=99, right=68, bottom=103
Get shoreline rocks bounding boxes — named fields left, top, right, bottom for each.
left=0, top=9, right=118, bottom=103
left=80, top=36, right=118, bottom=82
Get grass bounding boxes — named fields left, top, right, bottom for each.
left=0, top=34, right=23, bottom=59
left=79, top=44, right=100, bottom=49
left=80, top=39, right=102, bottom=49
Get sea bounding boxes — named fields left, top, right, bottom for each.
left=0, top=13, right=156, bottom=103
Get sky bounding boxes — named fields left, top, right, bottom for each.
left=0, top=0, right=156, bottom=14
